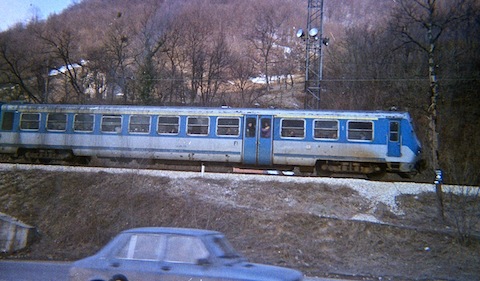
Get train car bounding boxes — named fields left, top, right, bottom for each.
left=0, top=103, right=422, bottom=177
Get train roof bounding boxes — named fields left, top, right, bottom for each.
left=1, top=103, right=412, bottom=120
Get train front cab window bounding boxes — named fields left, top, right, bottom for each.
left=347, top=121, right=373, bottom=141
left=389, top=121, right=399, bottom=142
left=46, top=113, right=67, bottom=131
left=314, top=120, right=338, bottom=140
left=74, top=114, right=94, bottom=132
left=20, top=113, right=40, bottom=131
left=388, top=120, right=401, bottom=157
left=217, top=117, right=240, bottom=136
left=1, top=112, right=14, bottom=131
left=129, top=115, right=151, bottom=134
left=281, top=119, right=305, bottom=138
left=101, top=115, right=122, bottom=133
left=158, top=116, right=179, bottom=135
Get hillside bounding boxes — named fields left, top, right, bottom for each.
left=1, top=0, right=479, bottom=184
left=1, top=165, right=479, bottom=280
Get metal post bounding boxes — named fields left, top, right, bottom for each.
left=304, top=0, right=325, bottom=110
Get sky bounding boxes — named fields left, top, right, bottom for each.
left=0, top=0, right=77, bottom=31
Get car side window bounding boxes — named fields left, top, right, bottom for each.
left=164, top=235, right=209, bottom=264
left=116, top=234, right=166, bottom=261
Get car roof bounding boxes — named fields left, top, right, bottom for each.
left=122, top=227, right=222, bottom=237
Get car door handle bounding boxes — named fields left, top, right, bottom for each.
left=161, top=266, right=171, bottom=271
left=110, top=262, right=121, bottom=268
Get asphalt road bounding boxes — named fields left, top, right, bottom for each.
left=0, top=260, right=71, bottom=281
left=0, top=261, right=353, bottom=281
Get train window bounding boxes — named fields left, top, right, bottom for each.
left=390, top=121, right=399, bottom=142
left=245, top=118, right=256, bottom=137
left=1, top=112, right=14, bottom=131
left=217, top=117, right=240, bottom=136
left=347, top=121, right=373, bottom=141
left=314, top=120, right=338, bottom=139
left=260, top=118, right=271, bottom=138
left=157, top=116, right=179, bottom=135
left=47, top=113, right=67, bottom=131
left=187, top=117, right=209, bottom=136
left=20, top=113, right=40, bottom=130
left=74, top=114, right=94, bottom=132
left=281, top=119, right=305, bottom=138
left=129, top=115, right=151, bottom=134
left=101, top=115, right=122, bottom=133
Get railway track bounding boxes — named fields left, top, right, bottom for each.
left=1, top=154, right=419, bottom=182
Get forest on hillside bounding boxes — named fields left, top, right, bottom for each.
left=0, top=0, right=479, bottom=185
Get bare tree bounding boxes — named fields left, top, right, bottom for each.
left=391, top=0, right=470, bottom=220
left=35, top=18, right=86, bottom=103
left=197, top=31, right=231, bottom=106
left=245, top=4, right=287, bottom=91
left=97, top=12, right=134, bottom=103
left=228, top=52, right=259, bottom=107
left=176, top=5, right=209, bottom=105
left=0, top=27, right=44, bottom=103
left=131, top=1, right=169, bottom=105
left=162, top=20, right=187, bottom=105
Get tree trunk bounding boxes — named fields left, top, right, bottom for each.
left=427, top=24, right=445, bottom=222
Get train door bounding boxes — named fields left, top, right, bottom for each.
left=242, top=115, right=273, bottom=166
left=387, top=120, right=401, bottom=157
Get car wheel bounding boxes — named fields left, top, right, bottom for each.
left=109, top=274, right=128, bottom=281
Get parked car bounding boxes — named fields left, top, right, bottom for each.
left=69, top=227, right=304, bottom=281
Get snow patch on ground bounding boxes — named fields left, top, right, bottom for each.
left=0, top=163, right=476, bottom=224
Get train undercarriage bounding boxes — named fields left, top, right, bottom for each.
left=0, top=147, right=419, bottom=180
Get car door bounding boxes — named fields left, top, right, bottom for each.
left=105, top=234, right=167, bottom=281
left=160, top=235, right=217, bottom=281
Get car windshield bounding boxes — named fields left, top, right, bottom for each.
left=209, top=235, right=242, bottom=259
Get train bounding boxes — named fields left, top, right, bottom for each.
left=0, top=102, right=422, bottom=178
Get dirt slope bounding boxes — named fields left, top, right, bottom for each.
left=0, top=167, right=479, bottom=281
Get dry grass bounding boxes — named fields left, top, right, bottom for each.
left=0, top=169, right=479, bottom=281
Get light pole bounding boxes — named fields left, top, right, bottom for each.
left=296, top=0, right=328, bottom=110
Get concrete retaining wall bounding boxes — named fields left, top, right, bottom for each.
left=0, top=212, right=36, bottom=253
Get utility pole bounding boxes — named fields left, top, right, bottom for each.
left=296, top=0, right=327, bottom=109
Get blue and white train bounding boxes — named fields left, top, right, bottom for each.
left=0, top=102, right=422, bottom=177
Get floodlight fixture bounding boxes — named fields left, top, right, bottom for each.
left=308, top=28, right=319, bottom=38
left=296, top=29, right=305, bottom=38
left=322, top=37, right=330, bottom=46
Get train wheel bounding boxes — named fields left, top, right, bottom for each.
left=315, top=162, right=332, bottom=177
left=39, top=158, right=52, bottom=164
left=366, top=170, right=386, bottom=180
left=76, top=156, right=91, bottom=165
